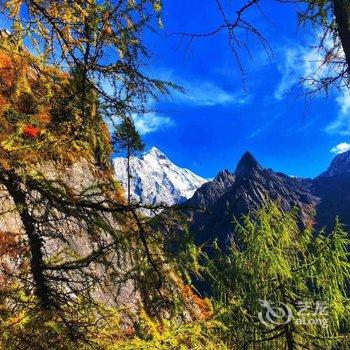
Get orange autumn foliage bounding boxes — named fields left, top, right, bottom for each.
left=0, top=50, right=16, bottom=89
left=0, top=43, right=113, bottom=170
left=23, top=124, right=40, bottom=138
left=182, top=284, right=213, bottom=320
left=0, top=231, right=23, bottom=258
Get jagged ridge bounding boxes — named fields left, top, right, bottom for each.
left=184, top=151, right=317, bottom=247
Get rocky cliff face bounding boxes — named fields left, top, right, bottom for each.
left=312, top=150, right=350, bottom=229
left=0, top=160, right=141, bottom=311
left=312, top=172, right=350, bottom=230
left=318, top=150, right=350, bottom=177
left=0, top=159, right=208, bottom=323
left=187, top=169, right=236, bottom=210
left=183, top=152, right=318, bottom=247
left=113, top=147, right=207, bottom=206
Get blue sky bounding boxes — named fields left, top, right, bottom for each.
left=130, top=1, right=350, bottom=179
left=2, top=2, right=346, bottom=179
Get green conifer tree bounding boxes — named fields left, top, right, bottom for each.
left=114, top=116, right=144, bottom=205
left=209, top=203, right=350, bottom=349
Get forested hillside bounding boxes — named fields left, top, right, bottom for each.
left=0, top=9, right=219, bottom=349
left=0, top=1, right=350, bottom=349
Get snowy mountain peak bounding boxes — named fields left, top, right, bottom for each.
left=144, top=147, right=169, bottom=161
left=148, top=146, right=166, bottom=157
left=113, top=147, right=207, bottom=207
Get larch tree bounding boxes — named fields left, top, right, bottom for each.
left=114, top=116, right=144, bottom=205
left=0, top=1, right=194, bottom=347
left=208, top=203, right=350, bottom=349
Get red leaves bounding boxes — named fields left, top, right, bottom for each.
left=23, top=124, right=40, bottom=138
left=0, top=231, right=23, bottom=258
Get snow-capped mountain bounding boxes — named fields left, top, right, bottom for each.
left=113, top=147, right=207, bottom=206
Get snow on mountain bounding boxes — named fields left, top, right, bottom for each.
left=113, top=147, right=207, bottom=206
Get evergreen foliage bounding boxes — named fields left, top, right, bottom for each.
left=114, top=116, right=144, bottom=203
left=0, top=1, right=349, bottom=349
left=208, top=203, right=350, bottom=349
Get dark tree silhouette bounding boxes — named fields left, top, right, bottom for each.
left=113, top=117, right=145, bottom=205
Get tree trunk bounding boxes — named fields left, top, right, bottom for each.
left=333, top=0, right=350, bottom=71
left=1, top=171, right=53, bottom=310
left=127, top=145, right=131, bottom=206
left=81, top=14, right=92, bottom=128
left=285, top=323, right=295, bottom=350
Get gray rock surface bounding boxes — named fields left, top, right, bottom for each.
left=183, top=152, right=318, bottom=248
left=0, top=160, right=141, bottom=311
left=318, top=150, right=350, bottom=177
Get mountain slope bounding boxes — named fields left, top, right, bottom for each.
left=318, top=149, right=350, bottom=177
left=113, top=147, right=207, bottom=206
left=312, top=149, right=350, bottom=228
left=182, top=152, right=318, bottom=247
left=312, top=173, right=350, bottom=229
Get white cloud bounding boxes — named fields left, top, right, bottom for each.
left=133, top=113, right=174, bottom=135
left=275, top=35, right=350, bottom=136
left=274, top=49, right=301, bottom=100
left=104, top=112, right=174, bottom=136
left=154, top=68, right=252, bottom=107
left=178, top=81, right=252, bottom=107
left=330, top=142, right=350, bottom=154
left=274, top=34, right=345, bottom=100
left=274, top=44, right=326, bottom=100
left=325, top=90, right=350, bottom=135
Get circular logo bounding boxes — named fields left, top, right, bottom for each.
left=258, top=299, right=293, bottom=327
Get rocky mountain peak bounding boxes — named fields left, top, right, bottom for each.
left=319, top=150, right=350, bottom=178
left=214, top=169, right=235, bottom=184
left=234, top=151, right=262, bottom=179
left=147, top=146, right=168, bottom=160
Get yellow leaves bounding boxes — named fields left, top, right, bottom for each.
left=5, top=0, right=23, bottom=18
left=107, top=311, right=228, bottom=350
left=103, top=24, right=113, bottom=37
left=45, top=320, right=62, bottom=334
left=153, top=1, right=162, bottom=13
left=0, top=157, right=11, bottom=171
left=152, top=0, right=163, bottom=28
left=3, top=310, right=30, bottom=331
left=47, top=3, right=59, bottom=18
left=128, top=0, right=137, bottom=8
left=17, top=290, right=31, bottom=304
left=37, top=21, right=50, bottom=41
left=0, top=47, right=113, bottom=169
left=0, top=285, right=226, bottom=349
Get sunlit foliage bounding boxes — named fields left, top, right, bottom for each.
left=208, top=203, right=350, bottom=349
